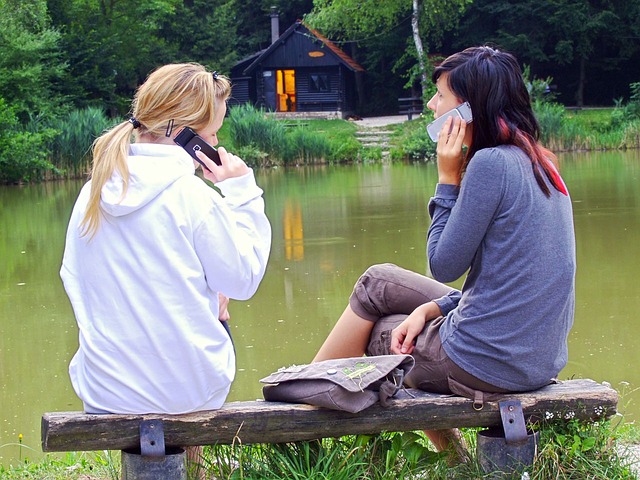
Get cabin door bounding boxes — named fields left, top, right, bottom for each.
left=276, top=69, right=296, bottom=112
left=262, top=70, right=277, bottom=111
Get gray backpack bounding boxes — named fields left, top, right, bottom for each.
left=261, top=355, right=415, bottom=413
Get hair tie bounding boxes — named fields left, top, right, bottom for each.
left=212, top=71, right=219, bottom=80
left=129, top=117, right=141, bottom=129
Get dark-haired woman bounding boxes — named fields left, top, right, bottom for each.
left=313, top=46, right=575, bottom=457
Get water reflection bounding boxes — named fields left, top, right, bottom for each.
left=1, top=152, right=639, bottom=465
left=283, top=200, right=304, bottom=261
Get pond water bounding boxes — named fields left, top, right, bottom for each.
left=1, top=150, right=639, bottom=465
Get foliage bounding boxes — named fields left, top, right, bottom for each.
left=0, top=98, right=59, bottom=183
left=227, top=104, right=288, bottom=164
left=201, top=431, right=445, bottom=479
left=283, top=127, right=332, bottom=165
left=48, top=0, right=180, bottom=114
left=523, top=65, right=556, bottom=103
left=51, top=107, right=117, bottom=177
left=454, top=0, right=640, bottom=106
left=226, top=104, right=361, bottom=166
left=389, top=117, right=436, bottom=161
left=612, top=83, right=640, bottom=126
left=0, top=451, right=119, bottom=480
left=305, top=0, right=471, bottom=103
left=534, top=100, right=566, bottom=145
left=532, top=103, right=640, bottom=152
left=531, top=418, right=636, bottom=479
left=159, top=0, right=240, bottom=69
left=0, top=0, right=66, bottom=122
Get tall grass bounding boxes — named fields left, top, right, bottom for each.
left=226, top=104, right=361, bottom=165
left=283, top=127, right=332, bottom=165
left=226, top=104, right=287, bottom=164
left=195, top=418, right=636, bottom=479
left=51, top=107, right=116, bottom=177
left=534, top=103, right=640, bottom=152
left=1, top=419, right=636, bottom=479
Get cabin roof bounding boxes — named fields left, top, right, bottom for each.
left=242, top=21, right=365, bottom=75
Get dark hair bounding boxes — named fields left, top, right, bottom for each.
left=432, top=46, right=564, bottom=196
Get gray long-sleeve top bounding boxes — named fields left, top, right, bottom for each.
left=428, top=145, right=576, bottom=391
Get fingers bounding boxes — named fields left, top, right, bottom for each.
left=197, top=147, right=251, bottom=183
left=437, top=116, right=465, bottom=148
left=436, top=117, right=465, bottom=185
left=390, top=324, right=416, bottom=355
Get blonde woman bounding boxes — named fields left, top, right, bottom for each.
left=61, top=63, right=271, bottom=416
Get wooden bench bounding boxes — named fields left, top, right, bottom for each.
left=398, top=96, right=424, bottom=120
left=42, top=379, right=616, bottom=472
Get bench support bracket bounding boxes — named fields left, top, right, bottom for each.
left=477, top=399, right=539, bottom=476
left=121, top=420, right=187, bottom=480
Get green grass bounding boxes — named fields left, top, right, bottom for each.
left=3, top=419, right=638, bottom=479
left=0, top=451, right=119, bottom=480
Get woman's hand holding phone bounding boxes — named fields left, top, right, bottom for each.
left=436, top=115, right=466, bottom=185
left=196, top=146, right=251, bottom=183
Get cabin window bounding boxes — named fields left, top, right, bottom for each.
left=309, top=74, right=330, bottom=93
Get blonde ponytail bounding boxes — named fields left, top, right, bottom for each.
left=79, top=63, right=231, bottom=238
left=80, top=121, right=134, bottom=238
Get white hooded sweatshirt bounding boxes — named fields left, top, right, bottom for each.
left=61, top=143, right=271, bottom=414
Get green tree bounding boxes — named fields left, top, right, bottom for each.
left=159, top=0, right=240, bottom=72
left=47, top=0, right=179, bottom=115
left=305, top=0, right=471, bottom=98
left=0, top=0, right=65, bottom=122
left=452, top=0, right=640, bottom=106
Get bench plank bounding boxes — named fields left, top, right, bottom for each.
left=42, top=379, right=617, bottom=452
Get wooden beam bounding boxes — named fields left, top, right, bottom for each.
left=42, top=379, right=617, bottom=452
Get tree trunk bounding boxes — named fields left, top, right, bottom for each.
left=350, top=43, right=366, bottom=112
left=576, top=57, right=586, bottom=107
left=411, top=0, right=427, bottom=96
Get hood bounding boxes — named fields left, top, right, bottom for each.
left=100, top=143, right=196, bottom=217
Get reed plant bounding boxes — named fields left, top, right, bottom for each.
left=226, top=104, right=287, bottom=164
left=283, top=127, right=332, bottom=165
left=51, top=107, right=116, bottom=177
left=226, top=104, right=361, bottom=165
left=534, top=103, right=640, bottom=152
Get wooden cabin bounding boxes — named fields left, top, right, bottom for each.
left=230, top=12, right=364, bottom=118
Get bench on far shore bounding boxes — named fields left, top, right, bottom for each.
left=42, top=378, right=618, bottom=477
left=398, top=96, right=424, bottom=120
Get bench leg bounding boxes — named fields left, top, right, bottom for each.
left=476, top=400, right=538, bottom=476
left=121, top=448, right=187, bottom=480
left=121, top=419, right=187, bottom=479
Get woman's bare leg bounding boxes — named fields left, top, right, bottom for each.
left=425, top=429, right=468, bottom=463
left=186, top=445, right=205, bottom=480
left=313, top=305, right=374, bottom=362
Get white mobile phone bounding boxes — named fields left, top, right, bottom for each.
left=426, top=102, right=473, bottom=142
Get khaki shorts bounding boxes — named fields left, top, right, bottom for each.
left=353, top=264, right=509, bottom=400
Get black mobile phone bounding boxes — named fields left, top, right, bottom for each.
left=173, top=127, right=221, bottom=169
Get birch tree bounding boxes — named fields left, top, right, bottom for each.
left=305, top=0, right=471, bottom=96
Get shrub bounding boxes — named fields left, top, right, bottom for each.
left=0, top=98, right=59, bottom=183
left=390, top=119, right=435, bottom=161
